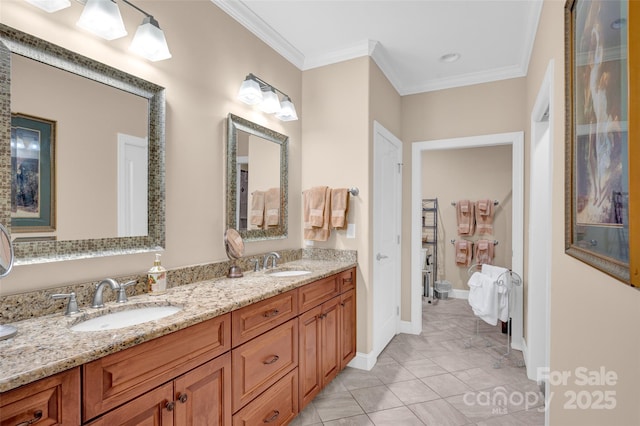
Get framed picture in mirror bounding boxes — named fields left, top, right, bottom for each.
left=10, top=113, right=56, bottom=233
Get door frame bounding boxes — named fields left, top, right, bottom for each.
left=372, top=121, right=403, bottom=357
left=410, top=132, right=524, bottom=352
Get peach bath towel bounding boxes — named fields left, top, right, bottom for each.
left=331, top=188, right=349, bottom=229
left=455, top=240, right=473, bottom=267
left=250, top=191, right=265, bottom=227
left=475, top=239, right=495, bottom=265
left=304, top=187, right=331, bottom=241
left=475, top=199, right=494, bottom=235
left=456, top=200, right=476, bottom=236
left=264, top=188, right=280, bottom=227
left=306, top=186, right=328, bottom=228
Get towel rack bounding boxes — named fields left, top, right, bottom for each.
left=451, top=200, right=499, bottom=206
left=465, top=262, right=523, bottom=368
left=451, top=239, right=498, bottom=246
left=302, top=187, right=359, bottom=196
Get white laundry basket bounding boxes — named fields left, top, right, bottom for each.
left=434, top=280, right=452, bottom=299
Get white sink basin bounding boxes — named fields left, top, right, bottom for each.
left=267, top=270, right=311, bottom=277
left=70, top=306, right=182, bottom=332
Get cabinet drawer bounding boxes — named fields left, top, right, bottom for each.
left=232, top=369, right=298, bottom=426
left=232, top=319, right=298, bottom=412
left=298, top=274, right=340, bottom=312
left=339, top=268, right=356, bottom=293
left=232, top=289, right=298, bottom=347
left=0, top=367, right=80, bottom=426
left=83, top=314, right=231, bottom=422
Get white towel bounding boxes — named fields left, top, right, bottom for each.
left=480, top=264, right=511, bottom=322
left=467, top=271, right=500, bottom=326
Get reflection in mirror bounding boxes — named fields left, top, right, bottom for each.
left=0, top=24, right=166, bottom=264
left=227, top=114, right=288, bottom=242
left=0, top=222, right=17, bottom=340
left=224, top=228, right=244, bottom=278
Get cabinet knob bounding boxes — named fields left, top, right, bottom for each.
left=263, top=309, right=280, bottom=318
left=263, top=410, right=280, bottom=423
left=263, top=355, right=280, bottom=365
left=165, top=401, right=175, bottom=412
left=178, top=393, right=188, bottom=404
left=15, top=410, right=43, bottom=426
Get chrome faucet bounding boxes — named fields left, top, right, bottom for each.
left=262, top=252, right=281, bottom=270
left=92, top=278, right=121, bottom=308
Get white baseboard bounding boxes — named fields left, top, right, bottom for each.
left=450, top=289, right=469, bottom=299
left=347, top=351, right=377, bottom=371
left=399, top=319, right=420, bottom=335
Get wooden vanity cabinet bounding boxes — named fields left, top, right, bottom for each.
left=83, top=314, right=231, bottom=424
left=0, top=367, right=80, bottom=426
left=298, top=268, right=357, bottom=410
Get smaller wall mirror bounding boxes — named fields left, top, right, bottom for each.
left=226, top=114, right=288, bottom=241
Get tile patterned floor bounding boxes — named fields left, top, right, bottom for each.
left=290, top=298, right=545, bottom=426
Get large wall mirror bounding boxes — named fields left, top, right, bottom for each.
left=0, top=24, right=165, bottom=264
left=226, top=113, right=288, bottom=241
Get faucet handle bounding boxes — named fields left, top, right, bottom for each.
left=249, top=258, right=260, bottom=272
left=51, top=292, right=81, bottom=316
left=116, top=280, right=136, bottom=303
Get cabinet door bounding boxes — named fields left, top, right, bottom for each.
left=0, top=367, right=80, bottom=426
left=87, top=382, right=174, bottom=426
left=339, top=289, right=357, bottom=370
left=321, top=296, right=341, bottom=386
left=297, top=305, right=322, bottom=409
left=174, top=353, right=231, bottom=426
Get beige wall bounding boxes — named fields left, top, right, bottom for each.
left=401, top=78, right=526, bottom=321
left=421, top=146, right=513, bottom=291
left=526, top=1, right=640, bottom=424
left=0, top=0, right=302, bottom=295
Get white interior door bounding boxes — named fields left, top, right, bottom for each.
left=373, top=121, right=402, bottom=356
left=117, top=134, right=148, bottom=237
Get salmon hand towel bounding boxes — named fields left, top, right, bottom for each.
left=475, top=239, right=495, bottom=265
left=455, top=240, right=473, bottom=267
left=304, top=187, right=331, bottom=241
left=475, top=199, right=494, bottom=235
left=331, top=188, right=349, bottom=229
left=265, top=188, right=280, bottom=227
left=307, top=186, right=328, bottom=227
left=456, top=200, right=476, bottom=236
left=250, top=191, right=265, bottom=227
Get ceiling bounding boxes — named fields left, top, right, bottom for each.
left=212, top=0, right=544, bottom=95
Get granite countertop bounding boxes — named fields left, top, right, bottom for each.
left=0, top=259, right=355, bottom=393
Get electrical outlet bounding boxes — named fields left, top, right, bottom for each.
left=346, top=223, right=356, bottom=239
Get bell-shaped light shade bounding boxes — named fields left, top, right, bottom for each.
left=24, top=0, right=71, bottom=13
left=275, top=96, right=298, bottom=121
left=258, top=87, right=281, bottom=114
left=77, top=0, right=127, bottom=41
left=129, top=16, right=172, bottom=61
left=237, top=76, right=262, bottom=105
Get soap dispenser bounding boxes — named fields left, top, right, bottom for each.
left=148, top=253, right=167, bottom=295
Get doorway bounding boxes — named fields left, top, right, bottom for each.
left=410, top=132, right=524, bottom=349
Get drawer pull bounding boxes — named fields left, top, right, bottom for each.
left=165, top=401, right=176, bottom=412
left=263, top=309, right=280, bottom=318
left=343, top=277, right=353, bottom=283
left=263, top=355, right=280, bottom=365
left=178, top=393, right=188, bottom=404
left=263, top=410, right=280, bottom=423
left=15, top=410, right=42, bottom=426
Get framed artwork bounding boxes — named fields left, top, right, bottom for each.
left=10, top=113, right=56, bottom=233
left=565, top=0, right=635, bottom=285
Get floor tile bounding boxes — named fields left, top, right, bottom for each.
left=401, top=358, right=448, bottom=378
left=387, top=379, right=440, bottom=405
left=323, top=414, right=375, bottom=426
left=454, top=367, right=511, bottom=391
left=313, top=391, right=365, bottom=421
left=370, top=360, right=416, bottom=384
left=350, top=385, right=405, bottom=413
left=338, top=367, right=385, bottom=390
left=367, top=406, right=425, bottom=425
left=289, top=402, right=322, bottom=425
left=408, top=399, right=471, bottom=426
left=421, top=373, right=474, bottom=398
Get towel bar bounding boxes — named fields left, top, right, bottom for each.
left=451, top=200, right=499, bottom=206
left=302, top=187, right=359, bottom=196
left=450, top=239, right=498, bottom=246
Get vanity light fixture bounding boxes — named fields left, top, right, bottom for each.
left=237, top=73, right=298, bottom=121
left=24, top=0, right=71, bottom=13
left=27, top=0, right=172, bottom=61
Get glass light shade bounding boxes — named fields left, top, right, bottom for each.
left=76, top=0, right=127, bottom=41
left=258, top=88, right=281, bottom=114
left=237, top=77, right=262, bottom=105
left=24, top=0, right=71, bottom=13
left=275, top=97, right=298, bottom=121
left=129, top=17, right=172, bottom=61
